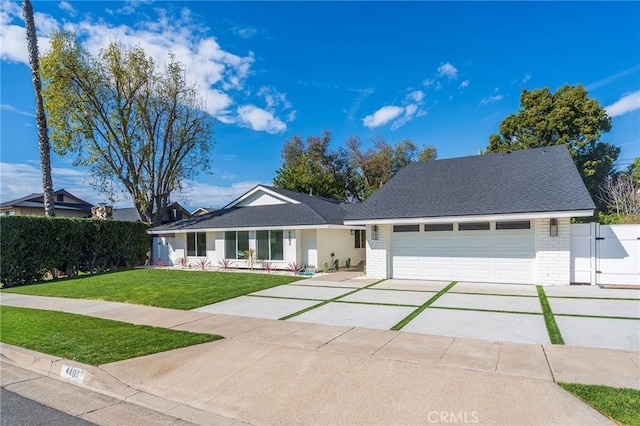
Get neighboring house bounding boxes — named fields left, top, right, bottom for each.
left=192, top=207, right=216, bottom=216
left=113, top=202, right=192, bottom=224
left=344, top=145, right=595, bottom=286
left=149, top=186, right=366, bottom=270
left=0, top=189, right=94, bottom=218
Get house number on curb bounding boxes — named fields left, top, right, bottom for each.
left=60, top=365, right=85, bottom=383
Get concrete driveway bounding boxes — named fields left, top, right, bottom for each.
left=194, top=277, right=640, bottom=351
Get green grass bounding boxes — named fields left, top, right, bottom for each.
left=0, top=306, right=222, bottom=366
left=536, top=285, right=564, bottom=344
left=1, top=269, right=302, bottom=310
left=558, top=382, right=640, bottom=425
left=391, top=281, right=457, bottom=330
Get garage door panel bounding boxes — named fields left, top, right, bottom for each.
left=391, top=227, right=534, bottom=284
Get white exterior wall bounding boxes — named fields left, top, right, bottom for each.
left=535, top=217, right=571, bottom=286
left=316, top=228, right=366, bottom=271
left=365, top=224, right=390, bottom=279
left=300, top=229, right=318, bottom=269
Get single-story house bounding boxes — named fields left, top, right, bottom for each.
left=149, top=186, right=366, bottom=270
left=0, top=189, right=94, bottom=218
left=344, top=145, right=595, bottom=286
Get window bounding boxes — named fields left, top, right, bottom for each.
left=354, top=230, right=366, bottom=248
left=56, top=194, right=64, bottom=202
left=458, top=222, right=490, bottom=231
left=424, top=223, right=453, bottom=232
left=496, top=221, right=531, bottom=230
left=256, top=230, right=284, bottom=261
left=225, top=231, right=250, bottom=259
left=186, top=232, right=207, bottom=256
left=393, top=224, right=420, bottom=232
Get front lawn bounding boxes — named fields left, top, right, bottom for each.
left=0, top=306, right=221, bottom=365
left=559, top=382, right=640, bottom=425
left=2, top=269, right=302, bottom=310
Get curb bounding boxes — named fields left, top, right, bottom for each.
left=0, top=343, right=244, bottom=426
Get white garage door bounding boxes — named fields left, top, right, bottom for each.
left=391, top=222, right=534, bottom=284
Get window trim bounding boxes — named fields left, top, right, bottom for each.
left=424, top=223, right=454, bottom=232
left=354, top=229, right=366, bottom=249
left=186, top=232, right=207, bottom=257
left=257, top=230, right=284, bottom=261
left=496, top=220, right=531, bottom=230
left=458, top=222, right=491, bottom=231
left=393, top=224, right=420, bottom=233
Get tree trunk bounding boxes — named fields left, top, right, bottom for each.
left=23, top=0, right=55, bottom=217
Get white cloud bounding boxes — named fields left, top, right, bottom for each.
left=606, top=91, right=640, bottom=117
left=58, top=1, right=77, bottom=16
left=391, top=104, right=418, bottom=131
left=408, top=90, right=424, bottom=103
left=522, top=73, right=531, bottom=83
left=232, top=26, right=258, bottom=39
left=237, top=105, right=286, bottom=134
left=437, top=62, right=458, bottom=79
left=422, top=78, right=434, bottom=87
left=0, top=2, right=295, bottom=132
left=1, top=104, right=34, bottom=117
left=363, top=106, right=403, bottom=129
left=458, top=80, right=470, bottom=89
left=346, top=87, right=375, bottom=121
left=0, top=162, right=129, bottom=206
left=177, top=180, right=269, bottom=208
left=480, top=94, right=504, bottom=105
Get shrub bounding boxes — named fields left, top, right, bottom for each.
left=286, top=262, right=302, bottom=275
left=323, top=262, right=329, bottom=274
left=217, top=259, right=233, bottom=271
left=346, top=258, right=351, bottom=269
left=333, top=259, right=340, bottom=271
left=0, top=216, right=150, bottom=287
left=260, top=261, right=274, bottom=273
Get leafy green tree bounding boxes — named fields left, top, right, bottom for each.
left=41, top=31, right=214, bottom=226
left=273, top=131, right=354, bottom=201
left=627, top=157, right=640, bottom=185
left=347, top=136, right=437, bottom=200
left=23, top=0, right=55, bottom=216
left=487, top=84, right=619, bottom=198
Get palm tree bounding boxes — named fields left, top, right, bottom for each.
left=23, top=0, right=55, bottom=216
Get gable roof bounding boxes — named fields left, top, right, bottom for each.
left=150, top=185, right=353, bottom=233
left=345, top=145, right=595, bottom=222
left=0, top=189, right=94, bottom=212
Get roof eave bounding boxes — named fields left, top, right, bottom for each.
left=343, top=209, right=595, bottom=225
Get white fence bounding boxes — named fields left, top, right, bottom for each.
left=571, top=223, right=640, bottom=285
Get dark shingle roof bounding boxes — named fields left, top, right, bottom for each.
left=0, top=189, right=93, bottom=212
left=345, top=145, right=595, bottom=221
left=151, top=186, right=351, bottom=232
left=112, top=207, right=142, bottom=221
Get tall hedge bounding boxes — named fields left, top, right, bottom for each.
left=0, top=216, right=150, bottom=287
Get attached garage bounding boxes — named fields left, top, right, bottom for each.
left=390, top=221, right=535, bottom=284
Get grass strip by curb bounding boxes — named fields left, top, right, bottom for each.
left=0, top=306, right=222, bottom=366
left=537, top=285, right=564, bottom=344
left=558, top=382, right=640, bottom=426
left=391, top=281, right=457, bottom=331
left=279, top=280, right=386, bottom=320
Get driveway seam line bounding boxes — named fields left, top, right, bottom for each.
left=246, top=294, right=326, bottom=302
left=288, top=284, right=359, bottom=290
left=494, top=343, right=502, bottom=372
left=554, top=313, right=639, bottom=321
left=548, top=295, right=640, bottom=301
left=334, top=300, right=420, bottom=308
left=278, top=280, right=387, bottom=321
left=316, top=327, right=355, bottom=350
left=437, top=337, right=457, bottom=362
left=390, top=281, right=458, bottom=331
left=540, top=345, right=557, bottom=383
left=428, top=306, right=542, bottom=315
left=449, top=291, right=538, bottom=298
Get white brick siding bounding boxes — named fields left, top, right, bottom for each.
left=534, top=218, right=571, bottom=286
left=365, top=224, right=390, bottom=279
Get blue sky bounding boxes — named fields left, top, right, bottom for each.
left=1, top=1, right=639, bottom=210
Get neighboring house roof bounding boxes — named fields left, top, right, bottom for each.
left=113, top=202, right=192, bottom=222
left=345, top=145, right=595, bottom=222
left=0, top=189, right=94, bottom=212
left=192, top=207, right=216, bottom=216
left=150, top=185, right=354, bottom=232
left=112, top=207, right=141, bottom=221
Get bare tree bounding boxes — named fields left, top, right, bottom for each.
left=23, top=0, right=55, bottom=216
left=598, top=174, right=640, bottom=216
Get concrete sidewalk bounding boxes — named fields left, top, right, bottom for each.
left=2, top=293, right=638, bottom=425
